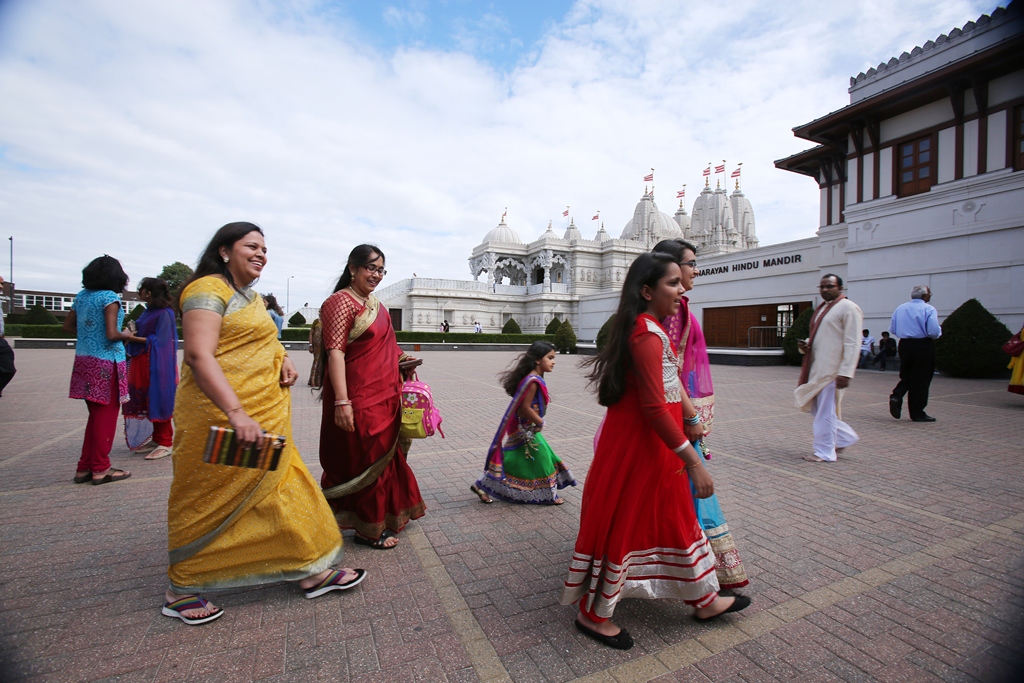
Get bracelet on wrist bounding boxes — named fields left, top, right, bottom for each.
left=334, top=399, right=352, bottom=407
left=685, top=461, right=701, bottom=469
left=684, top=413, right=701, bottom=426
left=226, top=406, right=244, bottom=415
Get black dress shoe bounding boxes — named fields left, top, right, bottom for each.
left=911, top=414, right=936, bottom=422
left=574, top=620, right=634, bottom=650
left=889, top=395, right=902, bottom=419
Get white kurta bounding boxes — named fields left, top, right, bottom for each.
left=794, top=298, right=863, bottom=413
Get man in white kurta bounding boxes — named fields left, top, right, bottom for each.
left=794, top=275, right=863, bottom=462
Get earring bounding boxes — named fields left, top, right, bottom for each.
left=223, top=257, right=229, bottom=263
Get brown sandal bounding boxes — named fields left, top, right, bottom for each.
left=470, top=484, right=493, bottom=504
left=92, top=469, right=131, bottom=485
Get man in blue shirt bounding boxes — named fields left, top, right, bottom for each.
left=888, top=285, right=941, bottom=422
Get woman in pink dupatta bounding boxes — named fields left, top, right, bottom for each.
left=655, top=239, right=749, bottom=590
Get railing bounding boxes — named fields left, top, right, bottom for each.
left=747, top=326, right=786, bottom=348
left=493, top=284, right=527, bottom=295
left=526, top=284, right=546, bottom=295
left=550, top=283, right=569, bottom=294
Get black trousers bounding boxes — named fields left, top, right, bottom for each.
left=891, top=337, right=934, bottom=419
left=0, top=337, right=15, bottom=397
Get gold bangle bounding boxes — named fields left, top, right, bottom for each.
left=685, top=462, right=701, bottom=469
left=226, top=406, right=244, bottom=415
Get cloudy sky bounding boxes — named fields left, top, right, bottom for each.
left=0, top=0, right=996, bottom=310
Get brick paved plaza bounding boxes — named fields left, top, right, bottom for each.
left=1, top=348, right=1022, bottom=683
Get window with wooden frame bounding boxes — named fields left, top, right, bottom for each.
left=1014, top=105, right=1024, bottom=171
left=898, top=135, right=935, bottom=197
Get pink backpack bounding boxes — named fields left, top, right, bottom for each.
left=400, top=376, right=445, bottom=439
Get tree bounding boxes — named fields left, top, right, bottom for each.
left=288, top=311, right=307, bottom=326
left=158, top=262, right=194, bottom=296
left=22, top=304, right=59, bottom=325
left=554, top=320, right=577, bottom=353
left=501, top=317, right=521, bottom=334
left=596, top=315, right=615, bottom=351
left=545, top=317, right=562, bottom=335
left=782, top=307, right=813, bottom=365
left=935, top=298, right=1013, bottom=378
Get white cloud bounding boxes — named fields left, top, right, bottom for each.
left=0, top=0, right=995, bottom=309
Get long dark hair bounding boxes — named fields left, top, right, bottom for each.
left=652, top=238, right=698, bottom=262
left=582, top=252, right=678, bottom=406
left=333, top=244, right=385, bottom=293
left=82, top=255, right=129, bottom=293
left=138, top=277, right=172, bottom=310
left=499, top=341, right=556, bottom=396
left=263, top=294, right=283, bottom=315
left=177, top=222, right=265, bottom=308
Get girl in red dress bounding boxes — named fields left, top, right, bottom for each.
left=560, top=252, right=750, bottom=650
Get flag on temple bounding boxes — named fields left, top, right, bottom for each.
left=562, top=208, right=569, bottom=217
left=731, top=168, right=741, bottom=178
left=644, top=173, right=654, bottom=182
left=715, top=164, right=725, bottom=173
left=592, top=213, right=599, bottom=220
left=702, top=167, right=711, bottom=176
left=676, top=189, right=685, bottom=198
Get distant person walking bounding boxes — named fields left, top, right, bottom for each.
left=0, top=310, right=15, bottom=397
left=264, top=294, right=284, bottom=338
left=888, top=285, right=941, bottom=422
left=164, top=223, right=364, bottom=626
left=63, top=256, right=146, bottom=485
left=795, top=274, right=862, bottom=462
left=474, top=321, right=482, bottom=333
left=471, top=341, right=576, bottom=505
left=873, top=331, right=897, bottom=371
left=123, top=278, right=179, bottom=459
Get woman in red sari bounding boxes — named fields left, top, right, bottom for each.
left=317, top=245, right=425, bottom=549
left=560, top=252, right=750, bottom=651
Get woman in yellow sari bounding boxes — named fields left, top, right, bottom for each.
left=163, top=222, right=365, bottom=625
left=1009, top=325, right=1024, bottom=395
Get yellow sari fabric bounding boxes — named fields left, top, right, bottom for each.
left=168, top=276, right=342, bottom=592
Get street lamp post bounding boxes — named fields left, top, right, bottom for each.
left=7, top=236, right=12, bottom=316
left=286, top=275, right=295, bottom=316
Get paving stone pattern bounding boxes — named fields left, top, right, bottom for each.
left=0, top=349, right=1021, bottom=683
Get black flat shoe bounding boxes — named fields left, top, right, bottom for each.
left=888, top=395, right=902, bottom=419
left=574, top=620, right=634, bottom=650
left=694, top=595, right=752, bottom=622
left=911, top=414, right=936, bottom=422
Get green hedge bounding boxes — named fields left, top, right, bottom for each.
left=10, top=324, right=75, bottom=339
left=396, top=332, right=554, bottom=344
left=281, top=327, right=315, bottom=341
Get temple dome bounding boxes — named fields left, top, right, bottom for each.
left=563, top=219, right=582, bottom=241
left=620, top=191, right=682, bottom=240
left=674, top=200, right=691, bottom=235
left=483, top=217, right=522, bottom=244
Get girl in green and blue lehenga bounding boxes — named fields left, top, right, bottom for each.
left=471, top=341, right=576, bottom=505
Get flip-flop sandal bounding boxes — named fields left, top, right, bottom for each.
left=92, top=469, right=131, bottom=485
left=304, top=568, right=367, bottom=599
left=470, top=484, right=493, bottom=504
left=352, top=530, right=398, bottom=550
left=145, top=446, right=172, bottom=460
left=574, top=620, right=634, bottom=650
left=73, top=472, right=92, bottom=484
left=694, top=594, right=752, bottom=622
left=162, top=595, right=224, bottom=625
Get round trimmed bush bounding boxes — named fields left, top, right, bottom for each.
left=545, top=318, right=562, bottom=335
left=22, top=304, right=59, bottom=326
left=502, top=317, right=521, bottom=334
left=288, top=311, right=307, bottom=326
left=596, top=315, right=614, bottom=351
left=935, top=298, right=1012, bottom=378
left=554, top=320, right=577, bottom=353
left=782, top=307, right=813, bottom=366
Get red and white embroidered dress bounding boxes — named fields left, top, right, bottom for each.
left=560, top=314, right=720, bottom=617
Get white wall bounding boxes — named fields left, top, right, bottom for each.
left=987, top=110, right=1008, bottom=172
left=963, top=118, right=979, bottom=177
left=862, top=152, right=875, bottom=199
left=938, top=127, right=957, bottom=183
left=878, top=147, right=893, bottom=197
